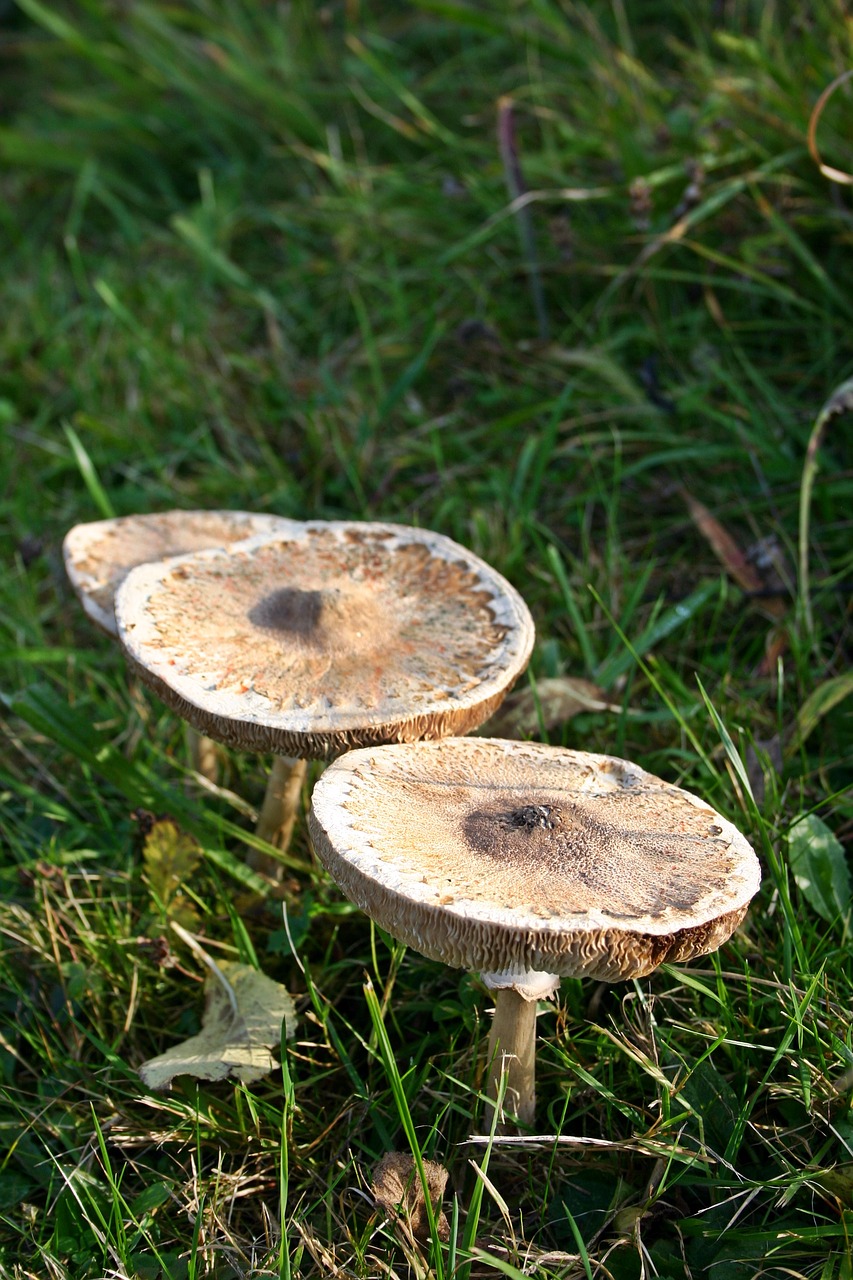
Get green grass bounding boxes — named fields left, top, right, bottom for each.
left=1, top=1, right=852, bottom=1276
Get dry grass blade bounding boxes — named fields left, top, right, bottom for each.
left=807, top=68, right=853, bottom=185
left=799, top=376, right=853, bottom=633
left=463, top=1134, right=706, bottom=1160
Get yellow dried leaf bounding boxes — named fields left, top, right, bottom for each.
left=142, top=817, right=202, bottom=924
left=138, top=961, right=296, bottom=1090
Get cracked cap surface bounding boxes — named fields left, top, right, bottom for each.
left=115, top=522, right=535, bottom=759
left=308, top=738, right=761, bottom=981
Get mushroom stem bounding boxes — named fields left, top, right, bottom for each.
left=486, top=987, right=538, bottom=1130
left=250, top=755, right=308, bottom=876
left=188, top=728, right=219, bottom=782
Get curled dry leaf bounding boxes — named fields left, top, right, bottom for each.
left=483, top=676, right=619, bottom=739
left=139, top=960, right=296, bottom=1089
left=372, top=1152, right=450, bottom=1243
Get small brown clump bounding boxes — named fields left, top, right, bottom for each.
left=372, top=1152, right=450, bottom=1243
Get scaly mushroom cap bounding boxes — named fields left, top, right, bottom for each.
left=115, top=523, right=535, bottom=760
left=64, top=510, right=297, bottom=636
left=308, top=738, right=761, bottom=981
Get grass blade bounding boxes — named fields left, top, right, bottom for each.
left=63, top=424, right=116, bottom=520
left=363, top=977, right=445, bottom=1280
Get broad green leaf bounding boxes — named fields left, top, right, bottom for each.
left=788, top=814, right=851, bottom=933
left=139, top=961, right=296, bottom=1089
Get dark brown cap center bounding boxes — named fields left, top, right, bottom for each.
left=461, top=796, right=725, bottom=919
left=247, top=585, right=387, bottom=656
left=509, top=804, right=562, bottom=830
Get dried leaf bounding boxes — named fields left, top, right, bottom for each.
left=788, top=814, right=851, bottom=936
left=139, top=961, right=296, bottom=1089
left=484, top=677, right=618, bottom=739
left=681, top=489, right=785, bottom=617
left=372, top=1152, right=450, bottom=1243
left=142, top=817, right=202, bottom=926
left=755, top=625, right=788, bottom=679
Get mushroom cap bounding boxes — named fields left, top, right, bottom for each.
left=115, top=522, right=535, bottom=760
left=63, top=510, right=298, bottom=636
left=308, top=738, right=761, bottom=982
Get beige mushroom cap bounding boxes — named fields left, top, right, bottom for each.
left=115, top=522, right=535, bottom=760
left=308, top=738, right=761, bottom=982
left=64, top=510, right=298, bottom=636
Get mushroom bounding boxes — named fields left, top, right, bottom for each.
left=63, top=510, right=297, bottom=781
left=63, top=510, right=297, bottom=640
left=114, top=522, right=535, bottom=874
left=307, top=737, right=762, bottom=1129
